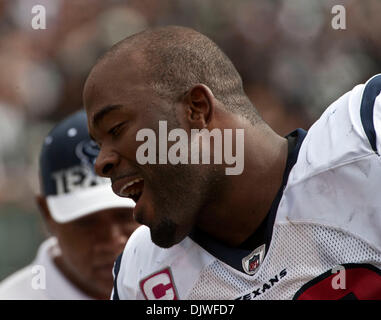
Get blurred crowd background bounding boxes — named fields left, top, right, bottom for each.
left=0, top=0, right=380, bottom=280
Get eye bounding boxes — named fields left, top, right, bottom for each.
left=73, top=215, right=97, bottom=229
left=108, top=122, right=126, bottom=138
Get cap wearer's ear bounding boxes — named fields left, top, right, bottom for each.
left=36, top=194, right=57, bottom=234
left=185, top=84, right=215, bottom=127
left=36, top=195, right=53, bottom=222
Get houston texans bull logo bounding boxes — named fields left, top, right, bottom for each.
left=52, top=139, right=107, bottom=195
left=75, top=139, right=100, bottom=168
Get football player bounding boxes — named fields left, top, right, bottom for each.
left=83, top=26, right=381, bottom=300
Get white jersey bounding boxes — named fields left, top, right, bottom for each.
left=113, top=74, right=381, bottom=300
left=0, top=237, right=92, bottom=300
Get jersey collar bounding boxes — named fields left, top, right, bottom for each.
left=189, top=128, right=307, bottom=275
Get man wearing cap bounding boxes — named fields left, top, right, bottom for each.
left=0, top=110, right=140, bottom=299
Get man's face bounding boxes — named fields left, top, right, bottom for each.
left=84, top=57, right=218, bottom=248
left=52, top=207, right=139, bottom=298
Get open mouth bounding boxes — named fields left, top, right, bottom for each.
left=119, top=177, right=144, bottom=203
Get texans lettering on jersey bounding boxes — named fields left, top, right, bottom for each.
left=112, top=74, right=381, bottom=300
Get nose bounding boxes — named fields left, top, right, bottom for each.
left=93, top=223, right=128, bottom=254
left=95, top=146, right=119, bottom=178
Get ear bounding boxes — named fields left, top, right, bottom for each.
left=184, top=84, right=215, bottom=128
left=35, top=195, right=55, bottom=233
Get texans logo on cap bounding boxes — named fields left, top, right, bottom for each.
left=75, top=139, right=100, bottom=169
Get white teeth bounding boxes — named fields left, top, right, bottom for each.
left=123, top=178, right=144, bottom=188
left=120, top=178, right=144, bottom=197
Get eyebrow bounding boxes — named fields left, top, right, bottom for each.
left=92, top=104, right=123, bottom=128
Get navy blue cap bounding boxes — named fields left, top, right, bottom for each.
left=39, top=110, right=100, bottom=196
left=39, top=110, right=135, bottom=223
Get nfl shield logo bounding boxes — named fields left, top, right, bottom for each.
left=248, top=255, right=260, bottom=272
left=242, top=244, right=266, bottom=275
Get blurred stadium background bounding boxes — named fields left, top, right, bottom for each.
left=0, top=0, right=380, bottom=280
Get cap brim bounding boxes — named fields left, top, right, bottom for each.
left=46, top=183, right=135, bottom=223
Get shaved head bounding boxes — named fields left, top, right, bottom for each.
left=93, top=25, right=261, bottom=125
left=83, top=25, right=277, bottom=249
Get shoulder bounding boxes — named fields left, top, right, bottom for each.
left=0, top=265, right=47, bottom=300
left=120, top=225, right=202, bottom=272
left=277, top=74, right=381, bottom=250
left=113, top=226, right=215, bottom=300
left=291, top=74, right=381, bottom=184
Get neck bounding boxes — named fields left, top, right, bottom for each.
left=196, top=122, right=288, bottom=247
